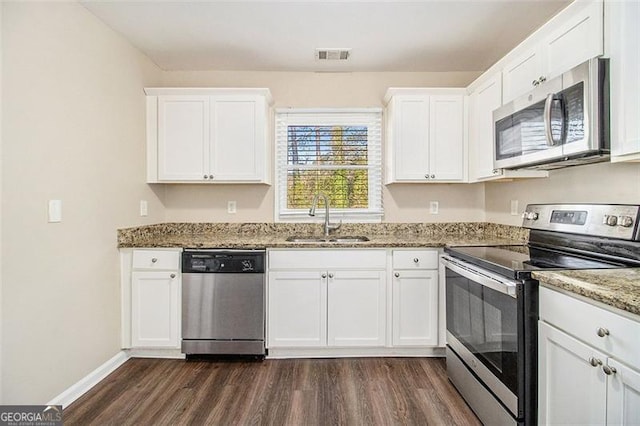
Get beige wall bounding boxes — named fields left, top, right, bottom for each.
left=161, top=70, right=486, bottom=223
left=485, top=161, right=640, bottom=226
left=1, top=2, right=164, bottom=403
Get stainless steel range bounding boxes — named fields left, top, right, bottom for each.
left=440, top=204, right=640, bottom=425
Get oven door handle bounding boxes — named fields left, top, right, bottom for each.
left=441, top=256, right=517, bottom=298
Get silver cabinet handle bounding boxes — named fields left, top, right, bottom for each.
left=602, top=365, right=617, bottom=375
left=321, top=273, right=327, bottom=278
left=170, top=273, right=176, bottom=279
left=151, top=258, right=158, bottom=263
left=394, top=272, right=400, bottom=278
left=596, top=327, right=610, bottom=338
left=413, top=258, right=419, bottom=263
left=588, top=357, right=602, bottom=367
left=328, top=273, right=334, bottom=278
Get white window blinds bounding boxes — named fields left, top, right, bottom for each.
left=275, top=109, right=383, bottom=221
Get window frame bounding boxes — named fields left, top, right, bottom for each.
left=275, top=108, right=383, bottom=223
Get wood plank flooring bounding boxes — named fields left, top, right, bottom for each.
left=63, top=357, right=480, bottom=426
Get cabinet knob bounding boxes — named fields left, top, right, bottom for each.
left=596, top=327, right=610, bottom=338
left=203, top=175, right=208, bottom=179
left=209, top=175, right=214, bottom=179
left=602, top=365, right=617, bottom=376
left=394, top=272, right=400, bottom=278
left=539, top=76, right=547, bottom=84
left=413, top=258, right=419, bottom=263
left=328, top=273, right=334, bottom=278
left=431, top=174, right=435, bottom=179
left=170, top=273, right=176, bottom=279
left=425, top=174, right=430, bottom=179
left=532, top=79, right=539, bottom=87
left=321, top=273, right=327, bottom=278
left=151, top=258, right=158, bottom=263
left=588, top=357, right=602, bottom=367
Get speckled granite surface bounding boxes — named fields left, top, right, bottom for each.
left=118, top=222, right=529, bottom=249
left=533, top=269, right=640, bottom=316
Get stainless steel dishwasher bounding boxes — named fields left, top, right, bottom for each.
left=181, top=250, right=266, bottom=356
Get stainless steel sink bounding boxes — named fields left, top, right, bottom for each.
left=285, top=236, right=328, bottom=243
left=285, top=236, right=370, bottom=243
left=328, top=236, right=370, bottom=243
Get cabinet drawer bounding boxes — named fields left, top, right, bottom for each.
left=540, top=286, right=640, bottom=368
left=392, top=250, right=438, bottom=269
left=132, top=250, right=180, bottom=270
left=269, top=249, right=386, bottom=270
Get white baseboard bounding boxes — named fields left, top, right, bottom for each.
left=47, top=351, right=130, bottom=409
left=267, top=346, right=446, bottom=359
left=126, top=348, right=185, bottom=359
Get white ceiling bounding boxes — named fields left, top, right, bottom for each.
left=81, top=0, right=571, bottom=72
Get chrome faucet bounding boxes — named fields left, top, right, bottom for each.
left=309, top=192, right=342, bottom=237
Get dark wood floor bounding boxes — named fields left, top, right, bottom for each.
left=64, top=357, right=480, bottom=426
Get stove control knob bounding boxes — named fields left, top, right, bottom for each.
left=603, top=215, right=618, bottom=226
left=523, top=212, right=539, bottom=220
left=618, top=216, right=634, bottom=228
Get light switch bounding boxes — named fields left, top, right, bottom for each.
left=48, top=200, right=62, bottom=223
left=140, top=200, right=148, bottom=217
left=228, top=201, right=237, bottom=214
left=430, top=201, right=439, bottom=214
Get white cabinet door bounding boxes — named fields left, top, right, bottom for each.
left=157, top=96, right=210, bottom=181
left=502, top=47, right=543, bottom=104
left=210, top=95, right=266, bottom=181
left=327, top=270, right=386, bottom=347
left=543, top=0, right=603, bottom=81
left=131, top=271, right=180, bottom=348
left=607, top=358, right=640, bottom=426
left=391, top=96, right=430, bottom=181
left=607, top=0, right=640, bottom=161
left=429, top=95, right=464, bottom=181
left=469, top=74, right=503, bottom=181
left=268, top=270, right=327, bottom=347
left=502, top=1, right=603, bottom=104
left=392, top=269, right=438, bottom=346
left=538, top=321, right=607, bottom=425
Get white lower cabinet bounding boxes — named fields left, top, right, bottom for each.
left=328, top=270, right=386, bottom=347
left=539, top=286, right=640, bottom=425
left=267, top=249, right=386, bottom=349
left=121, top=248, right=182, bottom=350
left=131, top=271, right=180, bottom=348
left=391, top=249, right=440, bottom=347
left=268, top=270, right=326, bottom=347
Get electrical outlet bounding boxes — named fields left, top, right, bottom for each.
left=511, top=200, right=519, bottom=216
left=228, top=201, right=237, bottom=214
left=140, top=200, right=148, bottom=217
left=430, top=201, right=439, bottom=214
left=48, top=200, right=62, bottom=223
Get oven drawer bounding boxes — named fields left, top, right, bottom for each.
left=539, top=286, right=640, bottom=368
left=392, top=250, right=438, bottom=269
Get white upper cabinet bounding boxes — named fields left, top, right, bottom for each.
left=502, top=0, right=604, bottom=104
left=146, top=88, right=272, bottom=184
left=385, top=88, right=466, bottom=183
left=606, top=0, right=640, bottom=162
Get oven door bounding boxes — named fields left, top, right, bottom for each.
left=441, top=255, right=523, bottom=418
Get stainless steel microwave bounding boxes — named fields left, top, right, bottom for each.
left=493, top=58, right=609, bottom=170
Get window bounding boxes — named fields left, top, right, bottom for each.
left=276, top=109, right=383, bottom=221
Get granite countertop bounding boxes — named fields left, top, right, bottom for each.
left=533, top=269, right=640, bottom=317
left=117, top=222, right=529, bottom=249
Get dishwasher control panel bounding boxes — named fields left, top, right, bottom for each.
left=182, top=250, right=265, bottom=273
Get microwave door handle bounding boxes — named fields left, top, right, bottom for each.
left=544, top=93, right=562, bottom=146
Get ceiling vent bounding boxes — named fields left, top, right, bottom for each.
left=315, top=48, right=351, bottom=61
